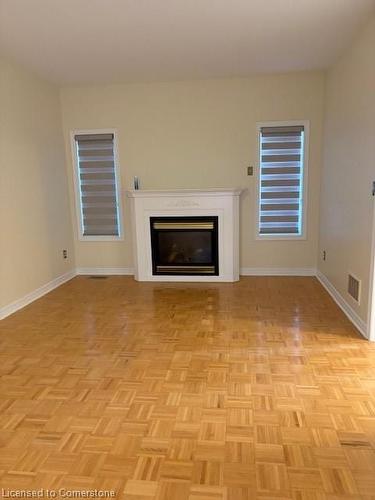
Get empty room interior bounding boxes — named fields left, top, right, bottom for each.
left=1, top=0, right=375, bottom=498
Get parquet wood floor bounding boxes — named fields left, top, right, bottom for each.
left=0, top=276, right=374, bottom=499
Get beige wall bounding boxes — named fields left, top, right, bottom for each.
left=319, top=16, right=375, bottom=329
left=0, top=57, right=74, bottom=309
left=60, top=72, right=325, bottom=271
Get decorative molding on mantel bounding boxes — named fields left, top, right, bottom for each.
left=165, top=199, right=200, bottom=208
left=126, top=188, right=244, bottom=198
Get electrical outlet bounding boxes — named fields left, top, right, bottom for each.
left=323, top=250, right=326, bottom=261
left=247, top=166, right=253, bottom=176
left=63, top=249, right=68, bottom=259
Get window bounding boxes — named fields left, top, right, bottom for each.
left=72, top=131, right=122, bottom=240
left=257, top=122, right=308, bottom=238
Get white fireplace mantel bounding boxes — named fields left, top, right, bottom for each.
left=127, top=188, right=243, bottom=282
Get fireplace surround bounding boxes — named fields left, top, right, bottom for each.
left=127, top=188, right=243, bottom=282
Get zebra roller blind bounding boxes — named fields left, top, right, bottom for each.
left=259, top=125, right=305, bottom=236
left=74, top=133, right=120, bottom=237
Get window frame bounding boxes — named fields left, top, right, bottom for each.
left=70, top=128, right=124, bottom=242
left=255, top=120, right=309, bottom=241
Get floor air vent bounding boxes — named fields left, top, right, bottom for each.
left=348, top=274, right=360, bottom=303
left=89, top=276, right=108, bottom=279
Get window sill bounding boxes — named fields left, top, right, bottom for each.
left=79, top=235, right=124, bottom=242
left=256, top=234, right=306, bottom=241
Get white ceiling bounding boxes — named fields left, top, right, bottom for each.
left=0, top=0, right=374, bottom=85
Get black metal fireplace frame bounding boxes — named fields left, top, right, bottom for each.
left=150, top=216, right=219, bottom=276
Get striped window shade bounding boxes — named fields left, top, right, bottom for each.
left=259, top=125, right=305, bottom=236
left=74, top=133, right=120, bottom=237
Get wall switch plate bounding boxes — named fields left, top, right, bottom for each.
left=247, top=166, right=253, bottom=176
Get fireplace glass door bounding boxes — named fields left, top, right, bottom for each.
left=150, top=216, right=219, bottom=275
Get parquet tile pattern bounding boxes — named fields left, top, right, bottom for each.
left=0, top=276, right=374, bottom=499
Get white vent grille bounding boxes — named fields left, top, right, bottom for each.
left=348, top=274, right=360, bottom=303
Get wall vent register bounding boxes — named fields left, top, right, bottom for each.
left=348, top=274, right=361, bottom=303
left=150, top=216, right=219, bottom=275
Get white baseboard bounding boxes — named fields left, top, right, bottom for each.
left=0, top=269, right=76, bottom=321
left=79, top=267, right=316, bottom=277
left=76, top=267, right=134, bottom=276
left=77, top=267, right=315, bottom=277
left=240, top=267, right=316, bottom=276
left=316, top=270, right=368, bottom=339
left=0, top=266, right=369, bottom=340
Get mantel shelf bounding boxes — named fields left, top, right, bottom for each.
left=126, top=188, right=244, bottom=198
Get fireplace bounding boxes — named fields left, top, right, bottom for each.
left=127, top=188, right=242, bottom=282
left=150, top=216, right=219, bottom=275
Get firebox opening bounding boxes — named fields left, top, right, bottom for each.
left=150, top=216, right=219, bottom=276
